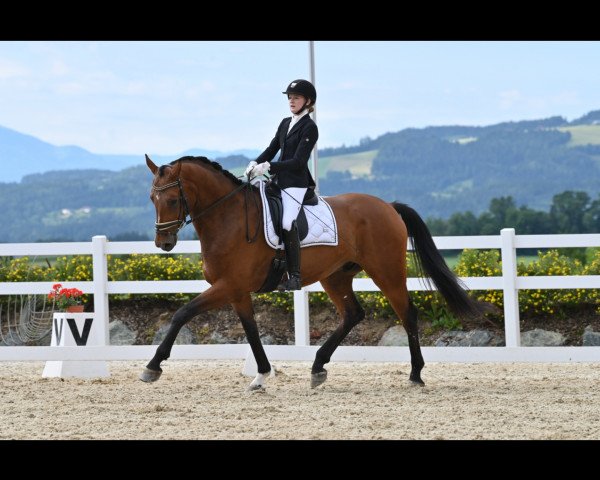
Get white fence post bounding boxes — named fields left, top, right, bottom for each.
left=294, top=289, right=310, bottom=346
left=501, top=228, right=520, bottom=347
left=92, top=235, right=109, bottom=345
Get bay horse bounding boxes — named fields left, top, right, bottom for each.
left=141, top=154, right=482, bottom=390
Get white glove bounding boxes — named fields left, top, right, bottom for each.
left=244, top=161, right=257, bottom=178
left=251, top=161, right=270, bottom=178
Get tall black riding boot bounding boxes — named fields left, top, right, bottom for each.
left=277, top=221, right=302, bottom=291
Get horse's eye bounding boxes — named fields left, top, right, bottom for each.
left=167, top=198, right=178, bottom=207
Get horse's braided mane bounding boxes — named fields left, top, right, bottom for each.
left=158, top=156, right=245, bottom=187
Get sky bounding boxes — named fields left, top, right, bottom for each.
left=0, top=41, right=599, bottom=155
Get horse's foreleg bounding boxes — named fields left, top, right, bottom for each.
left=140, top=283, right=228, bottom=382
left=232, top=296, right=273, bottom=391
left=311, top=270, right=365, bottom=388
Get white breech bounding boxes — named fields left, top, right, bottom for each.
left=281, top=187, right=308, bottom=231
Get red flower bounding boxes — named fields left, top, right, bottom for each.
left=48, top=284, right=85, bottom=311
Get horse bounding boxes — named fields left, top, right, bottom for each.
left=140, top=154, right=483, bottom=390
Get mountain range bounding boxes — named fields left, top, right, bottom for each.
left=1, top=109, right=600, bottom=242
left=0, top=124, right=260, bottom=183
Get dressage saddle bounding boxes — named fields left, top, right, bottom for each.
left=264, top=181, right=318, bottom=243
left=255, top=182, right=318, bottom=293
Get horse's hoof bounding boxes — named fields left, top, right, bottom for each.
left=247, top=384, right=266, bottom=392
left=139, top=368, right=162, bottom=383
left=247, top=371, right=270, bottom=391
left=311, top=369, right=328, bottom=389
left=409, top=376, right=425, bottom=386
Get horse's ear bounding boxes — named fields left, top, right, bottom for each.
left=146, top=154, right=158, bottom=174
left=170, top=161, right=182, bottom=178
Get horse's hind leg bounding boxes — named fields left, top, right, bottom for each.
left=403, top=299, right=424, bottom=385
left=231, top=296, right=273, bottom=391
left=364, top=268, right=425, bottom=385
left=311, top=268, right=365, bottom=388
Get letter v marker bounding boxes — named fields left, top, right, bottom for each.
left=53, top=317, right=63, bottom=345
left=66, top=317, right=94, bottom=346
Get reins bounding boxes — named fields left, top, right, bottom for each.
left=243, top=183, right=261, bottom=243
left=152, top=178, right=261, bottom=243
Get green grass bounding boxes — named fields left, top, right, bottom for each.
left=516, top=255, right=538, bottom=265
left=441, top=252, right=539, bottom=270
left=431, top=179, right=474, bottom=199
left=558, top=125, right=600, bottom=146
left=231, top=149, right=378, bottom=180
left=316, top=150, right=378, bottom=179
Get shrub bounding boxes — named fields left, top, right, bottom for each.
left=53, top=255, right=93, bottom=282
left=454, top=249, right=503, bottom=309
left=108, top=254, right=204, bottom=300
left=519, top=250, right=586, bottom=315
left=583, top=250, right=600, bottom=312
left=1, top=248, right=598, bottom=320
left=0, top=257, right=50, bottom=282
left=254, top=291, right=294, bottom=311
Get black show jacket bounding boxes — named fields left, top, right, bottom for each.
left=255, top=114, right=318, bottom=189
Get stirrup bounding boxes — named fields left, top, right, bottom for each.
left=277, top=274, right=302, bottom=292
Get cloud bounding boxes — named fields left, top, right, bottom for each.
left=50, top=59, right=69, bottom=76
left=498, top=89, right=582, bottom=112
left=498, top=89, right=522, bottom=110
left=54, top=82, right=86, bottom=94
left=0, top=58, right=28, bottom=79
left=549, top=90, right=580, bottom=107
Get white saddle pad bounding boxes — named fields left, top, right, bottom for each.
left=258, top=180, right=338, bottom=250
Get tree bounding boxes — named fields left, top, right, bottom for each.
left=477, top=212, right=497, bottom=235
left=489, top=196, right=517, bottom=226
left=514, top=207, right=553, bottom=234
left=447, top=211, right=479, bottom=236
left=111, top=231, right=150, bottom=241
left=550, top=191, right=590, bottom=233
left=583, top=196, right=600, bottom=233
left=425, top=217, right=447, bottom=236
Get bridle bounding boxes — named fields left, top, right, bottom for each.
left=152, top=178, right=246, bottom=233
left=151, top=177, right=260, bottom=242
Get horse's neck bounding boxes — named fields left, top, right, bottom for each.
left=191, top=166, right=235, bottom=210
left=190, top=169, right=260, bottom=251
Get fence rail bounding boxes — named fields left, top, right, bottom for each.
left=1, top=228, right=600, bottom=363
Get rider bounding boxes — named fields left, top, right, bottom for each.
left=245, top=79, right=318, bottom=291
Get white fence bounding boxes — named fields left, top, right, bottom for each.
left=1, top=228, right=600, bottom=363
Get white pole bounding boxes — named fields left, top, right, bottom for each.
left=309, top=41, right=319, bottom=194
left=92, top=235, right=109, bottom=346
left=501, top=228, right=521, bottom=347
left=294, top=290, right=310, bottom=346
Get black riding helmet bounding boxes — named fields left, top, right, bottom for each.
left=282, top=79, right=317, bottom=109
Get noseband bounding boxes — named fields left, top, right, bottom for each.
left=152, top=179, right=190, bottom=233
left=151, top=178, right=249, bottom=234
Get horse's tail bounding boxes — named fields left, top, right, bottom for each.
left=392, top=202, right=481, bottom=319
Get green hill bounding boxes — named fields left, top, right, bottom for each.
left=3, top=109, right=600, bottom=242
left=559, top=125, right=600, bottom=146
left=317, top=150, right=377, bottom=179
left=319, top=111, right=600, bottom=218
left=229, top=150, right=378, bottom=180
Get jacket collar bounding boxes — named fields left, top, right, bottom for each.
left=286, top=113, right=310, bottom=137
